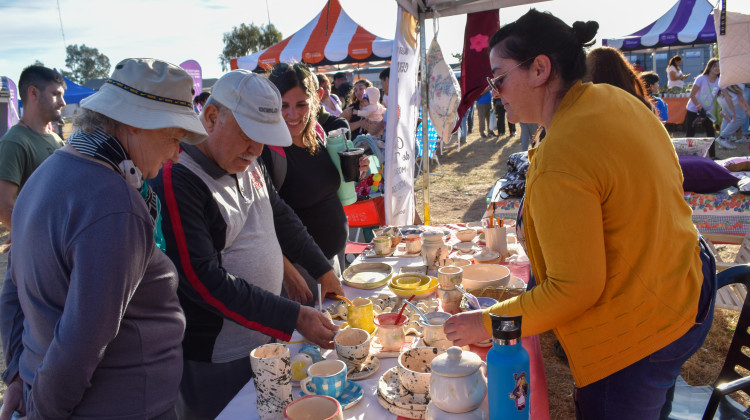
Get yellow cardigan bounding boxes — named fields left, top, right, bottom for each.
left=483, top=81, right=703, bottom=387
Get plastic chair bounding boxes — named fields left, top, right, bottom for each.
left=660, top=265, right=750, bottom=420
left=704, top=232, right=750, bottom=311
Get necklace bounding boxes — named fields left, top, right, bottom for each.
left=18, top=119, right=49, bottom=135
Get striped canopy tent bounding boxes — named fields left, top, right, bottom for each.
left=603, top=0, right=717, bottom=51
left=230, top=0, right=393, bottom=72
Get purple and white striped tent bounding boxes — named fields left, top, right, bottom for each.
left=603, top=0, right=716, bottom=51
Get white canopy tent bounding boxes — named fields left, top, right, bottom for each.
left=385, top=0, right=545, bottom=225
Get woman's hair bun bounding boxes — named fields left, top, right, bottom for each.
left=572, top=20, right=599, bottom=47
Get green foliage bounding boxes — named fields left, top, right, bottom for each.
left=219, top=23, right=282, bottom=71
left=62, top=44, right=111, bottom=84
left=452, top=52, right=462, bottom=63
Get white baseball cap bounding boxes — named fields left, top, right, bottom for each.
left=210, top=70, right=292, bottom=147
left=80, top=58, right=207, bottom=144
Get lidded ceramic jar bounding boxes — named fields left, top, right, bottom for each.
left=421, top=232, right=451, bottom=273
left=429, top=346, right=488, bottom=414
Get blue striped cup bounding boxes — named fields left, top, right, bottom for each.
left=300, top=359, right=348, bottom=398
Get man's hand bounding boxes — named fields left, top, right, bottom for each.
left=0, top=376, right=25, bottom=420
left=282, top=256, right=313, bottom=304
left=317, top=270, right=345, bottom=300
left=443, top=310, right=492, bottom=347
left=296, top=306, right=339, bottom=349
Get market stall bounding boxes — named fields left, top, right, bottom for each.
left=217, top=223, right=550, bottom=419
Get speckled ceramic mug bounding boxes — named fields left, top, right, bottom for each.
left=249, top=343, right=293, bottom=420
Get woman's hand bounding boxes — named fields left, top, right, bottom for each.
left=358, top=155, right=370, bottom=177
left=443, top=310, right=492, bottom=347
left=341, top=106, right=354, bottom=120
left=282, top=256, right=313, bottom=304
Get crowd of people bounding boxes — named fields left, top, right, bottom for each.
left=0, top=7, right=746, bottom=420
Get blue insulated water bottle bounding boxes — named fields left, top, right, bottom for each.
left=487, top=314, right=530, bottom=419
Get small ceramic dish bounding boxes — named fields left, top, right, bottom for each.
left=397, top=347, right=444, bottom=394
left=471, top=249, right=502, bottom=265
left=437, top=258, right=472, bottom=269
left=453, top=242, right=478, bottom=254
left=299, top=379, right=364, bottom=410
left=347, top=355, right=381, bottom=381
left=377, top=366, right=430, bottom=410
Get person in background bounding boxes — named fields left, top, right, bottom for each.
left=379, top=68, right=390, bottom=107
left=316, top=73, right=342, bottom=117
left=445, top=10, right=715, bottom=418
left=0, top=58, right=207, bottom=419
left=0, top=66, right=65, bottom=232
left=633, top=59, right=644, bottom=72
left=667, top=55, right=690, bottom=93
left=584, top=46, right=652, bottom=111
left=686, top=58, right=722, bottom=156
left=332, top=72, right=352, bottom=107
left=716, top=84, right=749, bottom=148
left=475, top=88, right=494, bottom=137
left=340, top=79, right=377, bottom=137
left=263, top=62, right=368, bottom=305
left=193, top=91, right=210, bottom=114
left=641, top=71, right=669, bottom=123
left=518, top=122, right=537, bottom=151
left=315, top=73, right=350, bottom=140
left=492, top=92, right=515, bottom=137
left=150, top=70, right=341, bottom=419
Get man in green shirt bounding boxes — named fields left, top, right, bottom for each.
left=0, top=66, right=66, bottom=230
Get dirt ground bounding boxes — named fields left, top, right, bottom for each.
left=0, top=117, right=746, bottom=415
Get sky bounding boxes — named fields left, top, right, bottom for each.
left=1, top=0, right=748, bottom=84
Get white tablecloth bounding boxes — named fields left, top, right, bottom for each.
left=217, top=252, right=549, bottom=419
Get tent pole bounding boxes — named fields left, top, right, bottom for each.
left=419, top=9, right=430, bottom=225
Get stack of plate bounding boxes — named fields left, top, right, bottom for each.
left=388, top=274, right=438, bottom=299
left=376, top=367, right=429, bottom=419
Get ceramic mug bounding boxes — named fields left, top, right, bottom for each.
left=284, top=395, right=343, bottom=420
left=347, top=297, right=375, bottom=333
left=300, top=359, right=348, bottom=399
left=404, top=234, right=422, bottom=254
left=418, top=312, right=452, bottom=346
left=373, top=235, right=392, bottom=255
left=334, top=328, right=372, bottom=369
left=437, top=266, right=463, bottom=289
left=485, top=226, right=509, bottom=258
left=249, top=343, right=294, bottom=420
left=374, top=313, right=407, bottom=352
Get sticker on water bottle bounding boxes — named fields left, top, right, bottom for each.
left=509, top=371, right=529, bottom=411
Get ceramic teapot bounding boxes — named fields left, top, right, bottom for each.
left=429, top=346, right=488, bottom=413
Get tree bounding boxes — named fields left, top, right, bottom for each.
left=219, top=23, right=282, bottom=71
left=32, top=60, right=44, bottom=67
left=62, top=44, right=111, bottom=84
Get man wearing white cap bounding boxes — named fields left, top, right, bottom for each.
left=149, top=70, right=343, bottom=419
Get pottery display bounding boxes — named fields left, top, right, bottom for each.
left=418, top=312, right=452, bottom=346
left=404, top=233, right=422, bottom=254
left=373, top=313, right=407, bottom=352
left=300, top=379, right=364, bottom=411
left=471, top=249, right=502, bottom=265
left=429, top=346, right=488, bottom=414
left=342, top=262, right=393, bottom=289
left=290, top=344, right=325, bottom=382
left=397, top=347, right=444, bottom=394
left=346, top=297, right=375, bottom=333
left=284, top=395, right=343, bottom=420
left=373, top=235, right=392, bottom=256
left=437, top=258, right=472, bottom=269
left=249, top=343, right=294, bottom=420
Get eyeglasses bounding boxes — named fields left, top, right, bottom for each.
left=486, top=58, right=534, bottom=94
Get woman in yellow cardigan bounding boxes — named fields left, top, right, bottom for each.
left=444, top=10, right=716, bottom=419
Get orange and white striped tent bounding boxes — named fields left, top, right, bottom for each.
left=230, top=0, right=393, bottom=72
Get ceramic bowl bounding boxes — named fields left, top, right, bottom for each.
left=397, top=347, right=444, bottom=394
left=455, top=228, right=477, bottom=242
left=388, top=275, right=438, bottom=299
left=461, top=264, right=511, bottom=289
left=284, top=395, right=343, bottom=420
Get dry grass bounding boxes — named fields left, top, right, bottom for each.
left=414, top=120, right=748, bottom=416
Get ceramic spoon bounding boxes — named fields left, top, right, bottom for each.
left=455, top=285, right=481, bottom=310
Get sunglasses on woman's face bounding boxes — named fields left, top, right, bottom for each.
left=486, top=58, right=533, bottom=94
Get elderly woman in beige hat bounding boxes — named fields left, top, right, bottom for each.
left=0, top=58, right=206, bottom=419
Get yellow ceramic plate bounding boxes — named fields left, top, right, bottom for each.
left=343, top=263, right=393, bottom=289
left=388, top=275, right=438, bottom=299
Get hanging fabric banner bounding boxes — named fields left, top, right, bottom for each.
left=179, top=60, right=203, bottom=109
left=384, top=6, right=420, bottom=226
left=453, top=10, right=499, bottom=133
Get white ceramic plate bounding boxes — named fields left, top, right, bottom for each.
left=342, top=262, right=393, bottom=289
